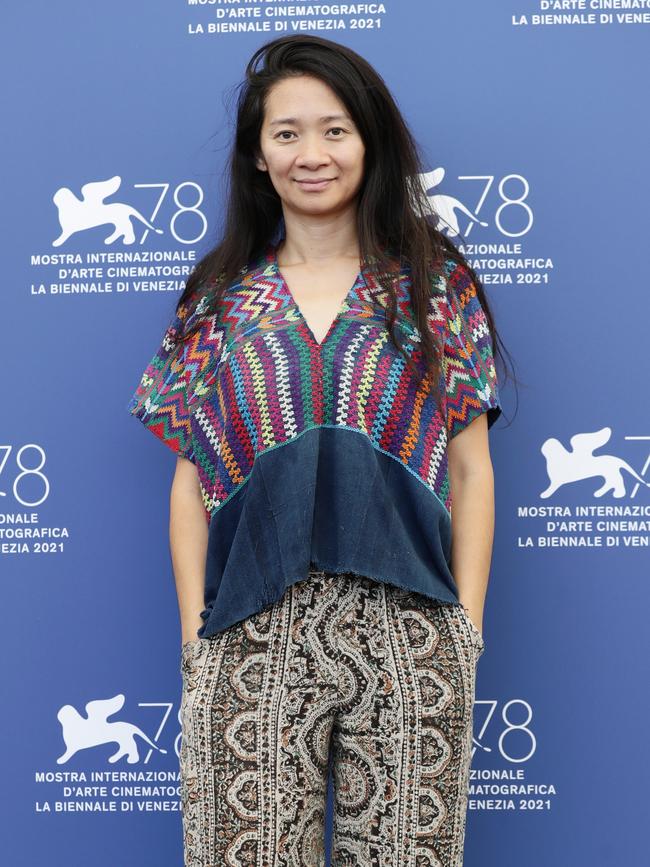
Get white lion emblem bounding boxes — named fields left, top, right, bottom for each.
left=52, top=175, right=163, bottom=246
left=540, top=427, right=650, bottom=499
left=56, top=694, right=168, bottom=764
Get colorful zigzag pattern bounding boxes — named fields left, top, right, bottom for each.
left=128, top=245, right=501, bottom=521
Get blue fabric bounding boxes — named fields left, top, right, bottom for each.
left=198, top=425, right=457, bottom=638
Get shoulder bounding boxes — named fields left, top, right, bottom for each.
left=418, top=255, right=470, bottom=301
left=181, top=248, right=270, bottom=332
left=440, top=257, right=483, bottom=319
left=442, top=256, right=473, bottom=290
left=421, top=256, right=466, bottom=318
left=241, top=245, right=275, bottom=279
left=218, top=247, right=276, bottom=300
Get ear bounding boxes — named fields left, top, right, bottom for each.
left=254, top=151, right=268, bottom=172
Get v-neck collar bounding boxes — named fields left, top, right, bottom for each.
left=268, top=242, right=366, bottom=348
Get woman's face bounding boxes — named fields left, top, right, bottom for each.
left=256, top=74, right=366, bottom=220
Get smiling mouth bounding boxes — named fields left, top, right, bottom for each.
left=295, top=178, right=335, bottom=190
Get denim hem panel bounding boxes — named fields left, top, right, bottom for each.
left=197, top=428, right=455, bottom=640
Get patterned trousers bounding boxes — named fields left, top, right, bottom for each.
left=179, top=569, right=485, bottom=866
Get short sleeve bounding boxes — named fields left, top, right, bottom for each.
left=127, top=294, right=212, bottom=462
left=443, top=260, right=502, bottom=439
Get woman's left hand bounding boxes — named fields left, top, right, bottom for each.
left=461, top=604, right=483, bottom=638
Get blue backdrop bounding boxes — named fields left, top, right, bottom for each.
left=4, top=1, right=649, bottom=864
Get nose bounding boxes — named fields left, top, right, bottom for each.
left=294, top=133, right=332, bottom=167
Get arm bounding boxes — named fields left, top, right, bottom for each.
left=447, top=412, right=496, bottom=637
left=170, top=456, right=208, bottom=645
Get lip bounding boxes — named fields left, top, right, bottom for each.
left=295, top=178, right=334, bottom=190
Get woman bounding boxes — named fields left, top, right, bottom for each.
left=128, top=34, right=511, bottom=867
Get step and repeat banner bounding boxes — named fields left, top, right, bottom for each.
left=3, top=2, right=649, bottom=865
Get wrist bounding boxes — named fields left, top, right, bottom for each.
left=181, top=616, right=203, bottom=643
left=460, top=602, right=483, bottom=634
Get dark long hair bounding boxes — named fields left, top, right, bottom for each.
left=175, top=34, right=517, bottom=425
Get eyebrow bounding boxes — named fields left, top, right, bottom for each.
left=268, top=113, right=352, bottom=127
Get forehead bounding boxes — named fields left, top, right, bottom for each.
left=263, top=75, right=352, bottom=125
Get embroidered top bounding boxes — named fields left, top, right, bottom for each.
left=127, top=241, right=502, bottom=639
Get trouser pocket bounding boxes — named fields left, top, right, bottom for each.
left=180, top=637, right=203, bottom=674
left=458, top=605, right=485, bottom=657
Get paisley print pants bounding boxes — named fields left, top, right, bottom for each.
left=179, top=569, right=485, bottom=866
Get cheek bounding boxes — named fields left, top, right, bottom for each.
left=266, top=153, right=291, bottom=178
left=272, top=155, right=296, bottom=178
left=343, top=148, right=365, bottom=179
